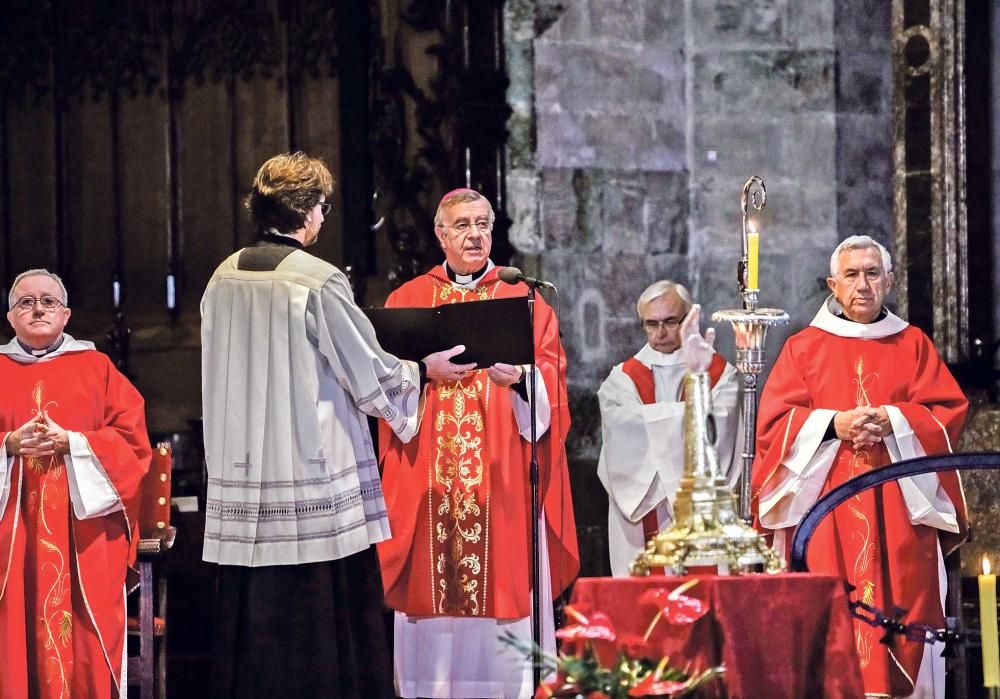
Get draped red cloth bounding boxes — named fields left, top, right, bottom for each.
left=620, top=353, right=728, bottom=545
left=0, top=351, right=151, bottom=699
left=571, top=574, right=864, bottom=698
left=753, top=325, right=967, bottom=697
left=376, top=266, right=579, bottom=619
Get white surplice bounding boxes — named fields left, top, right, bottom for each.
left=200, top=249, right=424, bottom=567
left=596, top=344, right=741, bottom=576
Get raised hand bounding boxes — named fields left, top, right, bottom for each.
left=679, top=304, right=716, bottom=373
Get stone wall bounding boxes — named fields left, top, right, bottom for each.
left=508, top=0, right=893, bottom=574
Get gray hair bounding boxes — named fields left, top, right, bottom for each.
left=829, top=235, right=893, bottom=276
left=434, top=189, right=496, bottom=227
left=8, top=269, right=69, bottom=310
left=636, top=280, right=693, bottom=317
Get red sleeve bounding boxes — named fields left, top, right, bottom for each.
left=891, top=329, right=968, bottom=454
left=533, top=295, right=580, bottom=595
left=752, top=337, right=815, bottom=519
left=79, top=360, right=152, bottom=546
left=891, top=329, right=969, bottom=552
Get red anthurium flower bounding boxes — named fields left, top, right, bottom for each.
left=639, top=581, right=708, bottom=625
left=617, top=632, right=650, bottom=659
left=627, top=675, right=690, bottom=697
left=639, top=580, right=707, bottom=641
left=556, top=608, right=619, bottom=667
left=555, top=611, right=617, bottom=643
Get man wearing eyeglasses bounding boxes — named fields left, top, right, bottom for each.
left=0, top=268, right=151, bottom=698
left=376, top=188, right=579, bottom=699
left=596, top=280, right=741, bottom=576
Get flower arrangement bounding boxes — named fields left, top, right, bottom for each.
left=502, top=580, right=724, bottom=698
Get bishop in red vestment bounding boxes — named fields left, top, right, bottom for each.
left=754, top=238, right=967, bottom=698
left=377, top=189, right=579, bottom=698
left=0, top=270, right=150, bottom=699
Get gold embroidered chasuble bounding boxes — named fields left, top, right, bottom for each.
left=377, top=266, right=579, bottom=620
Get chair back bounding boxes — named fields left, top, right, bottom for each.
left=139, top=442, right=173, bottom=540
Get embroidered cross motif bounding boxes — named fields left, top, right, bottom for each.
left=308, top=450, right=326, bottom=471
left=233, top=453, right=252, bottom=476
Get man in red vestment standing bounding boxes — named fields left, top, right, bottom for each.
left=0, top=269, right=151, bottom=698
left=377, top=188, right=579, bottom=698
left=754, top=236, right=967, bottom=698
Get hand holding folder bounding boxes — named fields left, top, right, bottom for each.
left=363, top=297, right=534, bottom=366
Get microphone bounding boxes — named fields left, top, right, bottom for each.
left=498, top=266, right=557, bottom=290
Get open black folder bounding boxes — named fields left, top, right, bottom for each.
left=363, top=297, right=534, bottom=367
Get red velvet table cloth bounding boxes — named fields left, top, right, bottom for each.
left=569, top=573, right=864, bottom=698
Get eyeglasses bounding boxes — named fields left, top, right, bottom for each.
left=642, top=314, right=686, bottom=331
left=317, top=202, right=331, bottom=215
left=440, top=220, right=492, bottom=235
left=13, top=295, right=65, bottom=312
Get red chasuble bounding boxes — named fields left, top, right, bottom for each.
left=0, top=349, right=150, bottom=699
left=376, top=266, right=579, bottom=619
left=753, top=323, right=967, bottom=697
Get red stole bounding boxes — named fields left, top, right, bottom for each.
left=376, top=266, right=579, bottom=619
left=621, top=353, right=727, bottom=544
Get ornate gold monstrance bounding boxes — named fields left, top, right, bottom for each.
left=630, top=371, right=782, bottom=576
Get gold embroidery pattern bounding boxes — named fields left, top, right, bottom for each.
left=433, top=377, right=487, bottom=614
left=27, top=381, right=73, bottom=697
left=427, top=279, right=497, bottom=615
left=848, top=357, right=879, bottom=669
left=438, top=283, right=490, bottom=302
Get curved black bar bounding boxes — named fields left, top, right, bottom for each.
left=790, top=451, right=1000, bottom=572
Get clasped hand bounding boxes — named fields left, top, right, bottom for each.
left=833, top=406, right=893, bottom=448
left=4, top=412, right=70, bottom=458
left=421, top=345, right=523, bottom=387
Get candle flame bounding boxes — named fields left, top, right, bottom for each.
left=747, top=220, right=757, bottom=234
left=985, top=555, right=992, bottom=576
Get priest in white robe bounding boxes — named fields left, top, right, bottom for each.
left=597, top=280, right=741, bottom=576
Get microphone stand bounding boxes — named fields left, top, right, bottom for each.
left=527, top=284, right=542, bottom=690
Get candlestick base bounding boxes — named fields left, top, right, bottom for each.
left=985, top=686, right=1000, bottom=699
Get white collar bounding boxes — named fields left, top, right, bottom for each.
left=0, top=333, right=95, bottom=363
left=443, top=260, right=494, bottom=289
left=635, top=343, right=686, bottom=367
left=810, top=295, right=908, bottom=339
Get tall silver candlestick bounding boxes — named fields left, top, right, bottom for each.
left=712, top=176, right=788, bottom=522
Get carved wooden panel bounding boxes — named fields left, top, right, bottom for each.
left=0, top=1, right=511, bottom=430
left=0, top=3, right=354, bottom=430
